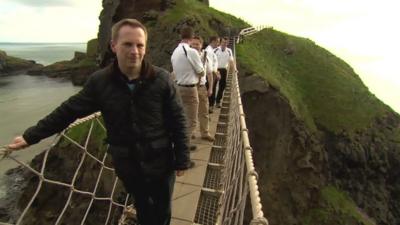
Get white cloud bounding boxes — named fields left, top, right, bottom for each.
left=5, top=0, right=75, bottom=7
left=0, top=0, right=101, bottom=42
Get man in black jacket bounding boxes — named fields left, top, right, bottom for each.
left=7, top=19, right=190, bottom=225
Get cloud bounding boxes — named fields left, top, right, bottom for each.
left=10, top=0, right=75, bottom=7
left=0, top=0, right=101, bottom=42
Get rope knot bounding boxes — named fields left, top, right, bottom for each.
left=0, top=146, right=12, bottom=160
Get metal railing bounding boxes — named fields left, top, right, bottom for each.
left=236, top=25, right=270, bottom=44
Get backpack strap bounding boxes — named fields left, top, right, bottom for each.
left=182, top=45, right=188, bottom=57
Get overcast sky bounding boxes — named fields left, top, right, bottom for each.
left=210, top=0, right=400, bottom=113
left=0, top=0, right=101, bottom=42
left=0, top=0, right=398, bottom=113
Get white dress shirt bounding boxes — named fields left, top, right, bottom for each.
left=171, top=43, right=204, bottom=85
left=199, top=50, right=213, bottom=85
left=205, top=45, right=218, bottom=73
left=214, top=47, right=233, bottom=69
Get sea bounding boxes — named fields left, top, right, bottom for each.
left=0, top=43, right=85, bottom=197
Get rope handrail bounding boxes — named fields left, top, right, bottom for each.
left=214, top=32, right=267, bottom=225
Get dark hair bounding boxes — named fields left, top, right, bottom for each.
left=111, top=19, right=148, bottom=41
left=222, top=37, right=229, bottom=41
left=209, top=36, right=219, bottom=43
left=180, top=26, right=194, bottom=39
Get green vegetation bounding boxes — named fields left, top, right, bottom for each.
left=41, top=38, right=97, bottom=72
left=86, top=39, right=98, bottom=58
left=43, top=57, right=96, bottom=72
left=0, top=50, right=35, bottom=70
left=160, top=0, right=248, bottom=35
left=59, top=118, right=107, bottom=155
left=302, top=186, right=375, bottom=225
left=237, top=29, right=388, bottom=133
left=5, top=55, right=34, bottom=68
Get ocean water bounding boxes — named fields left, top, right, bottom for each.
left=0, top=43, right=83, bottom=197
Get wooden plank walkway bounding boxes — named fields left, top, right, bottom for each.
left=171, top=107, right=221, bottom=225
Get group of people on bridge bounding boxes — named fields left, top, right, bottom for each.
left=6, top=19, right=236, bottom=225
left=171, top=26, right=237, bottom=169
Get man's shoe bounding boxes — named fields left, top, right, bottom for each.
left=190, top=145, right=197, bottom=151
left=209, top=106, right=214, bottom=114
left=201, top=135, right=215, bottom=142
left=216, top=103, right=221, bottom=108
left=188, top=161, right=195, bottom=168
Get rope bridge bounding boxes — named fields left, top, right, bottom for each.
left=0, top=27, right=267, bottom=225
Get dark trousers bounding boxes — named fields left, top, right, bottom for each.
left=112, top=156, right=175, bottom=225
left=207, top=75, right=218, bottom=107
left=216, top=68, right=227, bottom=104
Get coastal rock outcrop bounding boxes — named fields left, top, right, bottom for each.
left=237, top=29, right=400, bottom=225
left=27, top=39, right=99, bottom=85
left=0, top=50, right=43, bottom=76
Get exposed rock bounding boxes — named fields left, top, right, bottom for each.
left=86, top=39, right=98, bottom=58
left=239, top=74, right=269, bottom=93
left=97, top=0, right=228, bottom=68
left=323, top=112, right=400, bottom=224
left=239, top=79, right=326, bottom=225
left=26, top=41, right=99, bottom=85
left=72, top=51, right=87, bottom=63
left=0, top=123, right=127, bottom=224
left=0, top=50, right=43, bottom=76
left=238, top=61, right=400, bottom=224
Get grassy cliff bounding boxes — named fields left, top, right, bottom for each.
left=237, top=29, right=390, bottom=134
left=237, top=28, right=400, bottom=225
left=147, top=0, right=247, bottom=69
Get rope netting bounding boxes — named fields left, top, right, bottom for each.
left=0, top=113, right=134, bottom=225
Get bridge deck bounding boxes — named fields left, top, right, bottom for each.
left=171, top=107, right=221, bottom=225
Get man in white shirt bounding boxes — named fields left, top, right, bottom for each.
left=214, top=37, right=237, bottom=108
left=205, top=36, right=220, bottom=113
left=171, top=26, right=204, bottom=154
left=190, top=36, right=215, bottom=142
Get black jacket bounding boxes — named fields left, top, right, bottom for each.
left=23, top=60, right=191, bottom=173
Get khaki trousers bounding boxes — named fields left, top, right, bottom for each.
left=178, top=86, right=199, bottom=140
left=197, top=85, right=210, bottom=136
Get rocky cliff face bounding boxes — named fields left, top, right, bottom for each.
left=27, top=39, right=99, bottom=85
left=324, top=113, right=400, bottom=224
left=97, top=0, right=218, bottom=68
left=238, top=61, right=400, bottom=225
left=239, top=74, right=327, bottom=224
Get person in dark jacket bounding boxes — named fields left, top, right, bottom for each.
left=7, top=19, right=190, bottom=225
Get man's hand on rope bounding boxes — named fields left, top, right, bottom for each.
left=7, top=136, right=28, bottom=151
left=0, top=146, right=12, bottom=160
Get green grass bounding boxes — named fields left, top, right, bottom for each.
left=237, top=29, right=388, bottom=133
left=160, top=0, right=248, bottom=35
left=59, top=118, right=107, bottom=156
left=43, top=57, right=96, bottom=72
left=3, top=55, right=35, bottom=69
left=302, top=186, right=375, bottom=225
